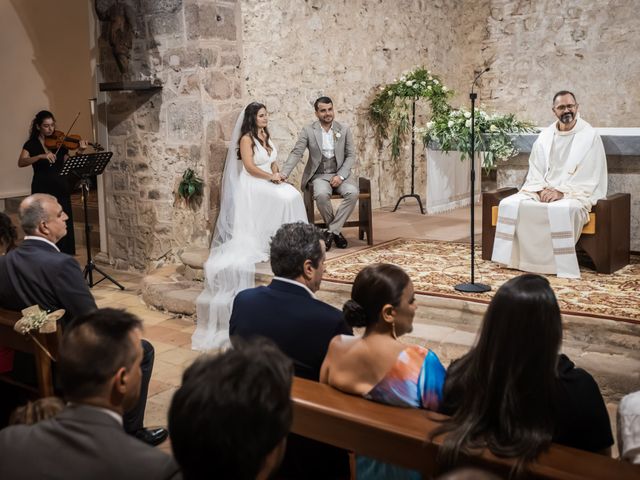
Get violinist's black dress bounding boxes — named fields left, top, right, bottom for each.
left=22, top=138, right=75, bottom=255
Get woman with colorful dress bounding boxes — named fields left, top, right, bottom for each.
left=320, top=263, right=446, bottom=480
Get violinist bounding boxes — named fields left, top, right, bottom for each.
left=18, top=110, right=88, bottom=255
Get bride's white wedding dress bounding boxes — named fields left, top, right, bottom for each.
left=192, top=134, right=307, bottom=351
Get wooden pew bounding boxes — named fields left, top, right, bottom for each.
left=0, top=307, right=61, bottom=397
left=291, top=377, right=639, bottom=479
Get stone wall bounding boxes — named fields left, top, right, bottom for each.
left=241, top=0, right=474, bottom=209
left=97, top=0, right=639, bottom=269
left=98, top=0, right=244, bottom=269
left=479, top=0, right=640, bottom=126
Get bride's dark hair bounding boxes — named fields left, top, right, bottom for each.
left=238, top=102, right=270, bottom=159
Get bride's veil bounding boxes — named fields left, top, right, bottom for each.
left=192, top=106, right=256, bottom=351
left=211, top=108, right=244, bottom=248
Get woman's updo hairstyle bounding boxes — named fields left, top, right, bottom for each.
left=343, top=263, right=410, bottom=329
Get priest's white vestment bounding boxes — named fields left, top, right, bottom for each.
left=491, top=117, right=607, bottom=278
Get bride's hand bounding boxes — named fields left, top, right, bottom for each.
left=270, top=172, right=282, bottom=184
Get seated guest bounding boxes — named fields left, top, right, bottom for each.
left=0, top=212, right=18, bottom=376
left=435, top=274, right=613, bottom=474
left=0, top=211, right=18, bottom=254
left=491, top=91, right=607, bottom=279
left=320, top=263, right=445, bottom=480
left=9, top=396, right=64, bottom=426
left=0, top=308, right=180, bottom=479
left=618, top=391, right=640, bottom=464
left=230, top=221, right=352, bottom=479
left=169, top=339, right=293, bottom=480
left=0, top=194, right=166, bottom=445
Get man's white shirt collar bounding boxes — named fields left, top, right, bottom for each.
left=273, top=276, right=317, bottom=299
left=68, top=402, right=123, bottom=426
left=24, top=235, right=60, bottom=252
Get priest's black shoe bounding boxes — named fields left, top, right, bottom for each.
left=333, top=232, right=348, bottom=249
left=133, top=427, right=169, bottom=446
left=323, top=229, right=333, bottom=251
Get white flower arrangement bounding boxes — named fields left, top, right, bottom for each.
left=370, top=66, right=452, bottom=160
left=417, top=107, right=537, bottom=170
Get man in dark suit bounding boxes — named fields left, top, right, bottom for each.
left=0, top=194, right=166, bottom=445
left=0, top=308, right=180, bottom=479
left=230, top=221, right=352, bottom=479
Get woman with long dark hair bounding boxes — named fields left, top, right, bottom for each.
left=193, top=102, right=307, bottom=350
left=17, top=111, right=84, bottom=255
left=321, top=263, right=445, bottom=479
left=435, top=274, right=613, bottom=475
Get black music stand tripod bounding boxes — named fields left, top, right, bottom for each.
left=60, top=152, right=124, bottom=290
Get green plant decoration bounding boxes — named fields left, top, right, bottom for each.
left=370, top=66, right=537, bottom=170
left=178, top=168, right=204, bottom=205
left=369, top=67, right=452, bottom=160
left=417, top=108, right=537, bottom=171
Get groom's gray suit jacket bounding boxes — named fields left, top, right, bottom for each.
left=283, top=120, right=356, bottom=190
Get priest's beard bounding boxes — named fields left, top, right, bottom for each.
left=560, top=112, right=574, bottom=124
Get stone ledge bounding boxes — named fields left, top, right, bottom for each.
left=141, top=262, right=640, bottom=402
left=141, top=265, right=202, bottom=315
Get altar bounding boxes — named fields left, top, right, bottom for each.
left=498, top=128, right=640, bottom=251
left=424, top=148, right=481, bottom=214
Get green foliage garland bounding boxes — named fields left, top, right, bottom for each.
left=369, top=67, right=452, bottom=159
left=370, top=67, right=537, bottom=169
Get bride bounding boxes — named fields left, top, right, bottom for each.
left=192, top=102, right=308, bottom=350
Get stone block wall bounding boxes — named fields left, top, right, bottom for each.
left=479, top=0, right=640, bottom=127
left=241, top=0, right=475, bottom=209
left=98, top=0, right=244, bottom=269
left=96, top=0, right=639, bottom=269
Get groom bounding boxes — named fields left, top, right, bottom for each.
left=281, top=96, right=358, bottom=250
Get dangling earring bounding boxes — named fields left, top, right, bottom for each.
left=391, top=321, right=397, bottom=340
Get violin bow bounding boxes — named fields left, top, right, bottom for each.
left=54, top=111, right=81, bottom=156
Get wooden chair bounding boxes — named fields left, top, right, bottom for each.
left=291, top=377, right=639, bottom=479
left=481, top=188, right=631, bottom=274
left=304, top=177, right=373, bottom=245
left=0, top=307, right=62, bottom=397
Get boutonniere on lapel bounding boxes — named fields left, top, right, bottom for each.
left=333, top=130, right=342, bottom=141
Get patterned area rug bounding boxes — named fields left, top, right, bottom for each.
left=323, top=239, right=640, bottom=323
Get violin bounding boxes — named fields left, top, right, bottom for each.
left=44, top=130, right=103, bottom=152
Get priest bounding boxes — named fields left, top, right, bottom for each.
left=492, top=91, right=607, bottom=278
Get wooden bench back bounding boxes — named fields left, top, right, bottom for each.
left=0, top=307, right=62, bottom=397
left=291, top=377, right=639, bottom=479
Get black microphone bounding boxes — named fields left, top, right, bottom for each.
left=471, top=67, right=491, bottom=93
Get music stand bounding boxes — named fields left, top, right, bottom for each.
left=60, top=152, right=124, bottom=290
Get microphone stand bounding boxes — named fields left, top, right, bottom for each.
left=454, top=68, right=491, bottom=294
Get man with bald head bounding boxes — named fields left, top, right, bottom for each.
left=0, top=194, right=94, bottom=321
left=0, top=194, right=167, bottom=446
